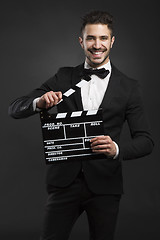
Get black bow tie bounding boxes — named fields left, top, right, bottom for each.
left=81, top=68, right=109, bottom=81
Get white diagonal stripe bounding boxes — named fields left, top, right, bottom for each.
left=76, top=80, right=87, bottom=88
left=63, top=88, right=75, bottom=97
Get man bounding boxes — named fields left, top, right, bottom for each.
left=9, top=10, right=154, bottom=240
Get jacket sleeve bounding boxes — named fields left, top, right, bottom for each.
left=119, top=81, right=154, bottom=160
left=8, top=74, right=59, bottom=119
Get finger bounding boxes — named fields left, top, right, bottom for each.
left=53, top=92, right=62, bottom=104
left=48, top=91, right=56, bottom=102
left=90, top=137, right=97, bottom=143
left=91, top=144, right=111, bottom=150
left=43, top=94, right=51, bottom=107
left=42, top=92, right=55, bottom=108
left=91, top=139, right=111, bottom=147
left=49, top=91, right=63, bottom=105
left=92, top=149, right=110, bottom=153
left=45, top=92, right=56, bottom=107
left=55, top=91, right=63, bottom=101
left=91, top=140, right=106, bottom=147
left=90, top=135, right=111, bottom=143
left=90, top=137, right=103, bottom=144
left=50, top=92, right=59, bottom=105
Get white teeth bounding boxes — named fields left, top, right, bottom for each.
left=93, top=52, right=102, bottom=55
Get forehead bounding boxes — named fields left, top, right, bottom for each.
left=83, top=24, right=111, bottom=36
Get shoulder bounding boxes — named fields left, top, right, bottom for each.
left=112, top=64, right=137, bottom=82
left=56, top=63, right=83, bottom=77
left=111, top=64, right=139, bottom=90
left=46, top=64, right=83, bottom=91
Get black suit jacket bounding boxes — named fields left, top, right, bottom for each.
left=9, top=63, right=154, bottom=194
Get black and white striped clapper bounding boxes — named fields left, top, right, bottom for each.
left=40, top=80, right=105, bottom=164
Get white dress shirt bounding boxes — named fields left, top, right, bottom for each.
left=81, top=60, right=111, bottom=110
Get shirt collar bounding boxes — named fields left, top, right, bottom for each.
left=84, top=60, right=111, bottom=72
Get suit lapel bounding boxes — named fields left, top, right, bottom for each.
left=100, top=64, right=121, bottom=109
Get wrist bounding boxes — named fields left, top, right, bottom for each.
left=33, top=97, right=41, bottom=112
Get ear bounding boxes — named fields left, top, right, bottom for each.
left=111, top=36, right=115, bottom=48
left=79, top=37, right=84, bottom=48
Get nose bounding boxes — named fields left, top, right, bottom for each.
left=93, top=39, right=101, bottom=49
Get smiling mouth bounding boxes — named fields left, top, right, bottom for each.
left=89, top=49, right=106, bottom=57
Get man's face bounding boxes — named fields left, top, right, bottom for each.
left=79, top=24, right=115, bottom=68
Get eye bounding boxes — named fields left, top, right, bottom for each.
left=101, top=36, right=108, bottom=40
left=86, top=36, right=94, bottom=40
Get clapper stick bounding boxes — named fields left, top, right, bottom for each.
left=56, top=68, right=110, bottom=105
left=57, top=79, right=88, bottom=105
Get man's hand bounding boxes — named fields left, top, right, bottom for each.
left=90, top=135, right=117, bottom=158
left=36, top=91, right=62, bottom=109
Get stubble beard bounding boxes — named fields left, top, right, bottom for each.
left=86, top=48, right=111, bottom=68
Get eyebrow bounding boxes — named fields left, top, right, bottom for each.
left=86, top=35, right=108, bottom=38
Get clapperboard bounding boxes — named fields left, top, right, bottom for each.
left=40, top=79, right=105, bottom=164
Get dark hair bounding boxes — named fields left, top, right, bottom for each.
left=80, top=10, right=114, bottom=36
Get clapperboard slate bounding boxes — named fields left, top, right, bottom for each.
left=40, top=78, right=105, bottom=164
left=40, top=109, right=104, bottom=164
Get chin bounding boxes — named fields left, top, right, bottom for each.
left=91, top=60, right=104, bottom=66
left=87, top=56, right=106, bottom=67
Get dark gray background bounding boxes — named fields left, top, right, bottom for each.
left=1, top=0, right=160, bottom=239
